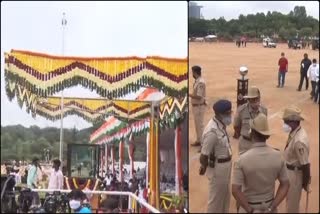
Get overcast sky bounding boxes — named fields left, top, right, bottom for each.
left=1, top=1, right=187, bottom=130
left=196, top=1, right=319, bottom=20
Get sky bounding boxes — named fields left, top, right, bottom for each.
left=196, top=1, right=319, bottom=20
left=1, top=1, right=187, bottom=130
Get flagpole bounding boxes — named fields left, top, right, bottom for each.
left=59, top=12, right=67, bottom=168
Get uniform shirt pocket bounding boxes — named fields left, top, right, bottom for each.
left=241, top=118, right=251, bottom=135
left=216, top=132, right=230, bottom=156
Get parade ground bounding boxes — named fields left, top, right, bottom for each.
left=188, top=42, right=319, bottom=213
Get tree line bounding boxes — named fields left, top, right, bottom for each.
left=189, top=6, right=319, bottom=42
left=1, top=123, right=146, bottom=163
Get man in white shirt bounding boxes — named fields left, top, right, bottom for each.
left=45, top=159, right=64, bottom=190
left=104, top=173, right=111, bottom=186
left=307, top=58, right=319, bottom=100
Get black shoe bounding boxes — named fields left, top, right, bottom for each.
left=276, top=85, right=280, bottom=88
left=297, top=89, right=301, bottom=91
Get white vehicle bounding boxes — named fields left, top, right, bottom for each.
left=204, top=35, right=217, bottom=42
left=263, top=38, right=277, bottom=48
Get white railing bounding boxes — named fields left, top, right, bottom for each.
left=32, top=189, right=160, bottom=213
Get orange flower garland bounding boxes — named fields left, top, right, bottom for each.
left=64, top=177, right=100, bottom=191
left=73, top=178, right=91, bottom=190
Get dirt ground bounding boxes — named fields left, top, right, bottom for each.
left=188, top=42, right=319, bottom=213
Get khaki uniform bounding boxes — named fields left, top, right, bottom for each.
left=283, top=126, right=309, bottom=213
left=191, top=77, right=206, bottom=143
left=232, top=143, right=289, bottom=213
left=201, top=118, right=232, bottom=213
left=233, top=103, right=267, bottom=153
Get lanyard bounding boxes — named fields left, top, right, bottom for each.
left=285, top=126, right=301, bottom=150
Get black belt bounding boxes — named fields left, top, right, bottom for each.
left=192, top=103, right=205, bottom=107
left=241, top=135, right=251, bottom=141
left=217, top=156, right=232, bottom=163
left=286, top=164, right=303, bottom=170
left=248, top=198, right=273, bottom=205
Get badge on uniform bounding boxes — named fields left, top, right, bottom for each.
left=299, top=148, right=304, bottom=155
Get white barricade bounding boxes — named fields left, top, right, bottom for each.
left=31, top=189, right=160, bottom=213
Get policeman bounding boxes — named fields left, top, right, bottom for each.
left=232, top=113, right=290, bottom=213
left=199, top=99, right=233, bottom=213
left=189, top=65, right=206, bottom=152
left=282, top=106, right=311, bottom=213
left=233, top=86, right=268, bottom=154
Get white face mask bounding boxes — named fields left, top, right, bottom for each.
left=282, top=123, right=292, bottom=133
left=222, top=116, right=232, bottom=126
left=69, top=200, right=81, bottom=210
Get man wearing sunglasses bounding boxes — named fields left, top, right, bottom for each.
left=233, top=86, right=268, bottom=154
left=282, top=106, right=310, bottom=213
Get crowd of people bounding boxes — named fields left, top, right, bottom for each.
left=190, top=60, right=315, bottom=213
left=277, top=52, right=319, bottom=103
left=1, top=158, right=152, bottom=213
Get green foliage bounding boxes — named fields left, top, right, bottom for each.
left=0, top=125, right=93, bottom=162
left=189, top=6, right=319, bottom=41
left=1, top=124, right=147, bottom=163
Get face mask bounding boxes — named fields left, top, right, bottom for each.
left=250, top=102, right=260, bottom=110
left=282, top=123, right=292, bottom=133
left=69, top=200, right=81, bottom=210
left=222, top=116, right=232, bottom=126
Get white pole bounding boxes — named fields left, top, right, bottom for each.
left=105, top=144, right=108, bottom=174
left=174, top=126, right=179, bottom=196
left=59, top=12, right=67, bottom=168
left=146, top=132, right=149, bottom=189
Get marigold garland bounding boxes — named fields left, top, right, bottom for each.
left=72, top=178, right=91, bottom=190
left=4, top=50, right=188, bottom=98
left=64, top=177, right=101, bottom=191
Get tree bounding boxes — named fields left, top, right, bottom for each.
left=293, top=6, right=307, bottom=19
left=299, top=27, right=313, bottom=38
left=188, top=6, right=318, bottom=41
left=189, top=18, right=209, bottom=37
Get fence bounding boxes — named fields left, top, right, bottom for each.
left=32, top=189, right=160, bottom=213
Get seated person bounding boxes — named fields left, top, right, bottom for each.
left=68, top=189, right=92, bottom=213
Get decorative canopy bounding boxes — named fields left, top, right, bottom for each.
left=90, top=88, right=188, bottom=145
left=4, top=50, right=188, bottom=99
left=3, top=49, right=188, bottom=142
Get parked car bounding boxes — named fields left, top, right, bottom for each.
left=263, top=38, right=277, bottom=48
left=288, top=39, right=302, bottom=49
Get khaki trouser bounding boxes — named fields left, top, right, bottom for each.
left=192, top=105, right=205, bottom=143
left=238, top=136, right=252, bottom=154
left=286, top=169, right=303, bottom=213
left=206, top=161, right=232, bottom=213
left=239, top=200, right=276, bottom=213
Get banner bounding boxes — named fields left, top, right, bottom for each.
left=4, top=50, right=188, bottom=98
